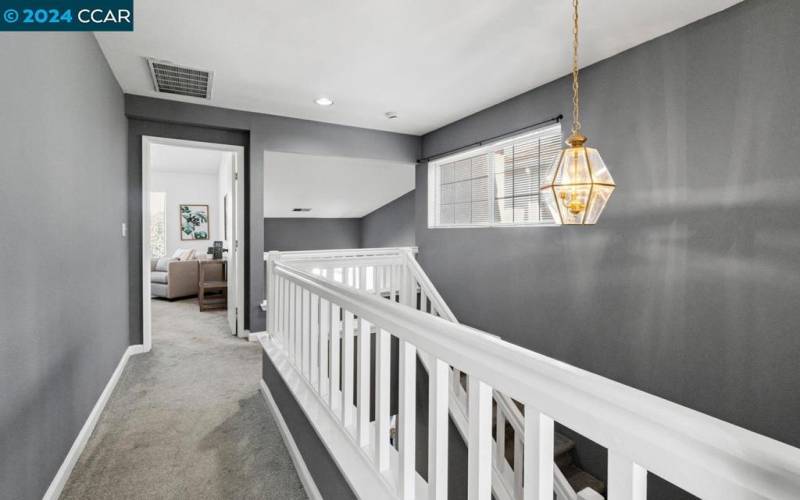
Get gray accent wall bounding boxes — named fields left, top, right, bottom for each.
left=125, top=95, right=419, bottom=336
left=360, top=190, right=416, bottom=248
left=0, top=34, right=128, bottom=500
left=418, top=0, right=800, bottom=495
left=264, top=218, right=361, bottom=251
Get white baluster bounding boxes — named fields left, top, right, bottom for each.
left=523, top=408, right=554, bottom=500
left=420, top=289, right=428, bottom=313
left=289, top=282, right=296, bottom=363
left=468, top=377, right=492, bottom=500
left=357, top=318, right=371, bottom=447
left=392, top=264, right=400, bottom=302
left=399, top=340, right=417, bottom=500
left=359, top=265, right=366, bottom=291
left=496, top=406, right=507, bottom=472
left=342, top=310, right=355, bottom=428
left=429, top=357, right=449, bottom=500
left=514, top=433, right=523, bottom=500
left=295, top=285, right=302, bottom=367
left=330, top=303, right=341, bottom=417
left=375, top=328, right=391, bottom=471
left=279, top=278, right=286, bottom=341
left=284, top=281, right=289, bottom=354
left=608, top=451, right=647, bottom=500
left=302, top=289, right=310, bottom=377
left=310, top=293, right=319, bottom=390
left=274, top=275, right=281, bottom=339
left=266, top=253, right=276, bottom=335
left=319, top=298, right=329, bottom=397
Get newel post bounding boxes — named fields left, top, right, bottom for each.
left=266, top=251, right=280, bottom=337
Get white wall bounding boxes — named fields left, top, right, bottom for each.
left=151, top=170, right=220, bottom=257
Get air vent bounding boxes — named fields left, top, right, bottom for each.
left=147, top=58, right=213, bottom=99
left=292, top=208, right=312, bottom=212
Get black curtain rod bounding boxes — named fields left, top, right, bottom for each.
left=417, top=114, right=563, bottom=164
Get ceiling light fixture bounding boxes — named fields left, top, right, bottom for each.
left=541, top=0, right=615, bottom=225
left=385, top=111, right=398, bottom=119
left=315, top=97, right=334, bottom=107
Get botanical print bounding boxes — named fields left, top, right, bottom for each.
left=180, top=204, right=209, bottom=240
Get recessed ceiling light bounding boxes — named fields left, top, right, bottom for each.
left=385, top=111, right=398, bottom=119
left=315, top=97, right=334, bottom=106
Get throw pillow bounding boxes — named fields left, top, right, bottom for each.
left=178, top=249, right=195, bottom=261
left=171, top=248, right=184, bottom=259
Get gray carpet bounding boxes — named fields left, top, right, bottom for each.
left=60, top=298, right=307, bottom=500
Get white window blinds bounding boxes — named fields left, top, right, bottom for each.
left=429, top=123, right=562, bottom=227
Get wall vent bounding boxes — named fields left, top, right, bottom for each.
left=147, top=58, right=213, bottom=99
left=292, top=208, right=312, bottom=212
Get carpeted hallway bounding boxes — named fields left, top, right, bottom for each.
left=60, top=298, right=306, bottom=499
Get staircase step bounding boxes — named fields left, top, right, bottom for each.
left=562, top=464, right=606, bottom=496
left=555, top=450, right=574, bottom=469
left=554, top=432, right=575, bottom=457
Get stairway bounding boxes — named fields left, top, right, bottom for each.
left=484, top=379, right=607, bottom=498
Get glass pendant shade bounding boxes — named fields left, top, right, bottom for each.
left=541, top=135, right=615, bottom=225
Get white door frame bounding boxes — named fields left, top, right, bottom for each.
left=141, top=136, right=247, bottom=351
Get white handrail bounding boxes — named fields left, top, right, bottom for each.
left=265, top=254, right=800, bottom=500
left=401, top=249, right=577, bottom=499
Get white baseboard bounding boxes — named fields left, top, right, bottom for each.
left=127, top=343, right=149, bottom=355
left=43, top=344, right=145, bottom=500
left=259, top=379, right=323, bottom=500
left=248, top=331, right=267, bottom=342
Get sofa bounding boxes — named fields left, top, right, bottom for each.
left=150, top=254, right=223, bottom=300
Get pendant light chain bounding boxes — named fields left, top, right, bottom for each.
left=571, top=0, right=581, bottom=136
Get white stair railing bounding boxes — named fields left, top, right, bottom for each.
left=263, top=248, right=800, bottom=500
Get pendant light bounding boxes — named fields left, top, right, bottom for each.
left=541, top=0, right=615, bottom=225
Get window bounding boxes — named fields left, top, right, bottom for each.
left=150, top=191, right=166, bottom=258
left=428, top=123, right=562, bottom=227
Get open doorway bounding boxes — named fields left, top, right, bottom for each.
left=142, top=137, right=246, bottom=351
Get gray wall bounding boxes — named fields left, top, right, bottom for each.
left=263, top=190, right=416, bottom=252
left=264, top=218, right=361, bottom=251
left=125, top=95, right=419, bottom=336
left=0, top=34, right=128, bottom=500
left=360, top=190, right=416, bottom=248
left=419, top=0, right=800, bottom=495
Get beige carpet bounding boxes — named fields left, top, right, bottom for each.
left=60, top=298, right=306, bottom=500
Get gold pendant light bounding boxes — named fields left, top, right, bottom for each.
left=541, top=0, right=615, bottom=225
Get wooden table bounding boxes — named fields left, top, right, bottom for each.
left=198, top=259, right=227, bottom=311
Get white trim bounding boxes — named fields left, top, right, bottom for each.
left=141, top=136, right=246, bottom=348
left=259, top=335, right=412, bottom=499
left=259, top=379, right=323, bottom=500
left=427, top=122, right=562, bottom=229
left=43, top=345, right=143, bottom=500
left=248, top=331, right=267, bottom=342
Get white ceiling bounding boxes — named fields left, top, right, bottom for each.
left=150, top=144, right=226, bottom=175
left=264, top=152, right=415, bottom=218
left=96, top=0, right=741, bottom=135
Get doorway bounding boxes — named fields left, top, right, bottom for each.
left=141, top=136, right=246, bottom=351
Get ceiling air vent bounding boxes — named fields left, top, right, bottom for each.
left=147, top=58, right=214, bottom=99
